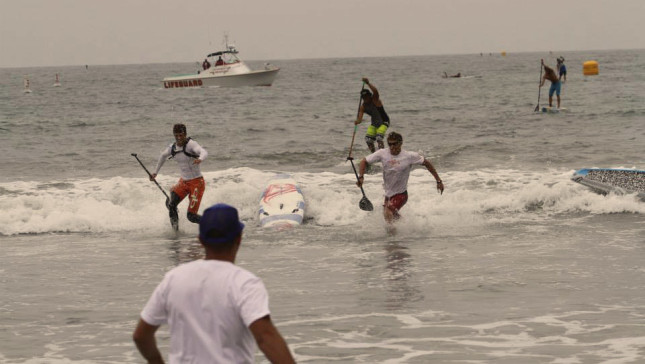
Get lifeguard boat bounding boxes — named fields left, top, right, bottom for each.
left=162, top=36, right=279, bottom=89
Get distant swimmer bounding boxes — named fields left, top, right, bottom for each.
left=557, top=57, right=567, bottom=83
left=539, top=59, right=562, bottom=109
left=355, top=132, right=444, bottom=230
left=354, top=78, right=390, bottom=153
left=150, top=123, right=208, bottom=230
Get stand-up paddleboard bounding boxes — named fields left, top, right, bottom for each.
left=572, top=168, right=645, bottom=200
left=541, top=106, right=559, bottom=113
left=259, top=174, right=305, bottom=228
left=539, top=106, right=568, bottom=113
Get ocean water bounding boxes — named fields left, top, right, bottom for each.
left=1, top=49, right=644, bottom=363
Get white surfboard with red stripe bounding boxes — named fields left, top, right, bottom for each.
left=259, top=174, right=305, bottom=228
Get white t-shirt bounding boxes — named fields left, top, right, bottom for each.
left=366, top=149, right=425, bottom=197
left=141, top=259, right=271, bottom=364
left=154, top=139, right=208, bottom=181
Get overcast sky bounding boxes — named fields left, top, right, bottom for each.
left=1, top=0, right=644, bottom=68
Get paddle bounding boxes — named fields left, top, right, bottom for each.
left=560, top=78, right=565, bottom=108
left=349, top=159, right=374, bottom=211
left=347, top=83, right=373, bottom=211
left=347, top=83, right=365, bottom=160
left=534, top=60, right=543, bottom=112
left=131, top=153, right=170, bottom=203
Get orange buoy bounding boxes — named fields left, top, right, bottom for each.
left=583, top=60, right=599, bottom=76
left=501, top=51, right=506, bottom=56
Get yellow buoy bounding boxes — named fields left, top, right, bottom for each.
left=583, top=60, right=599, bottom=76
left=501, top=51, right=506, bottom=56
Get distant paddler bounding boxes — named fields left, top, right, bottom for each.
left=557, top=57, right=567, bottom=83
left=355, top=132, right=444, bottom=230
left=539, top=59, right=562, bottom=109
left=150, top=123, right=208, bottom=230
left=354, top=78, right=391, bottom=153
left=443, top=72, right=462, bottom=78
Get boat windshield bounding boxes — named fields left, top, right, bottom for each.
left=206, top=48, right=240, bottom=65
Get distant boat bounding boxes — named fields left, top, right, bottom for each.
left=53, top=73, right=61, bottom=87
left=162, top=35, right=279, bottom=89
left=23, top=76, right=32, bottom=94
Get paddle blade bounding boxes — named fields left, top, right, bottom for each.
left=534, top=104, right=539, bottom=112
left=359, top=196, right=374, bottom=211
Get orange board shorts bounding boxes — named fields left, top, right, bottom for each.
left=172, top=177, right=205, bottom=214
left=384, top=191, right=408, bottom=218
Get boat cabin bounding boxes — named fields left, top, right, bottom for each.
left=203, top=44, right=241, bottom=70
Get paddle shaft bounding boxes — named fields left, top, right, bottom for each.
left=131, top=153, right=170, bottom=200
left=535, top=61, right=543, bottom=111
left=346, top=82, right=373, bottom=211
left=349, top=158, right=369, bottom=198
left=347, top=83, right=365, bottom=160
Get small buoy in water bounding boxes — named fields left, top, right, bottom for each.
left=583, top=60, right=599, bottom=76
left=501, top=51, right=506, bottom=56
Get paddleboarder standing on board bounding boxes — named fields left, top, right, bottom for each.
left=354, top=78, right=390, bottom=153
left=557, top=57, right=567, bottom=83
left=539, top=59, right=562, bottom=109
left=356, top=131, right=444, bottom=226
left=150, top=123, right=208, bottom=229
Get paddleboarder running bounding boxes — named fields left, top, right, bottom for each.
left=150, top=123, right=208, bottom=229
left=356, top=131, right=444, bottom=226
left=354, top=78, right=390, bottom=153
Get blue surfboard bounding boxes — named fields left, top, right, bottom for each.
left=572, top=168, right=645, bottom=200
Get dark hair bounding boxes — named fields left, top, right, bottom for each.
left=387, top=131, right=403, bottom=143
left=173, top=123, right=187, bottom=134
left=360, top=89, right=372, bottom=97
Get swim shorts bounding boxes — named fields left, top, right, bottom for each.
left=384, top=191, right=408, bottom=218
left=172, top=177, right=205, bottom=214
left=549, top=81, right=561, bottom=97
left=366, top=124, right=389, bottom=138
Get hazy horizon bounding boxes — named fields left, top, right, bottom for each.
left=4, top=47, right=643, bottom=70
left=2, top=0, right=644, bottom=69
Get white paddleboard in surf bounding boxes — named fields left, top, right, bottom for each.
left=258, top=174, right=305, bottom=228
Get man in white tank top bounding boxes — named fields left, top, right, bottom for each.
left=150, top=123, right=208, bottom=230
left=133, top=203, right=296, bottom=363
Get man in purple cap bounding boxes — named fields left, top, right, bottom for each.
left=133, top=204, right=295, bottom=364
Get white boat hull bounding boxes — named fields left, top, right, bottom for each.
left=163, top=68, right=279, bottom=88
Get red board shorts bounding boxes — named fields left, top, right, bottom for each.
left=172, top=177, right=205, bottom=214
left=384, top=191, right=408, bottom=218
